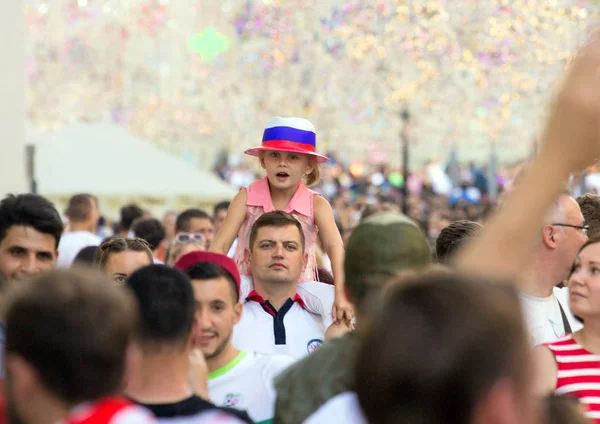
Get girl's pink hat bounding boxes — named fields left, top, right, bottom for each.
left=244, top=117, right=329, bottom=163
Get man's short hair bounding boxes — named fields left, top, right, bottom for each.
left=0, top=194, right=64, bottom=249
left=132, top=218, right=166, bottom=251
left=4, top=269, right=138, bottom=404
left=249, top=211, right=305, bottom=252
left=126, top=265, right=196, bottom=350
left=577, top=193, right=600, bottom=238
left=176, top=209, right=211, bottom=233
left=185, top=262, right=239, bottom=303
left=355, top=271, right=528, bottom=424
left=119, top=204, right=144, bottom=232
left=435, top=220, right=483, bottom=265
left=344, top=212, right=431, bottom=314
left=213, top=201, right=231, bottom=216
left=65, top=194, right=95, bottom=223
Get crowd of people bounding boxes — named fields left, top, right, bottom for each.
left=5, top=33, right=600, bottom=424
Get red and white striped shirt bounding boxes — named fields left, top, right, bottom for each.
left=546, top=335, right=600, bottom=423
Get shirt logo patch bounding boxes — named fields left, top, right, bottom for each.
left=223, top=393, right=243, bottom=408
left=307, top=338, right=323, bottom=354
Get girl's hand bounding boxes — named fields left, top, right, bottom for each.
left=332, top=292, right=354, bottom=324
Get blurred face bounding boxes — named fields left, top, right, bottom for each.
left=0, top=226, right=57, bottom=282
left=105, top=251, right=152, bottom=284
left=568, top=242, right=600, bottom=320
left=248, top=225, right=307, bottom=285
left=171, top=243, right=205, bottom=267
left=188, top=218, right=214, bottom=249
left=213, top=209, right=228, bottom=234
left=192, top=277, right=242, bottom=359
left=89, top=198, right=101, bottom=228
left=260, top=151, right=313, bottom=192
left=163, top=213, right=177, bottom=242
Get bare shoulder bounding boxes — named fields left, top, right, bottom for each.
left=532, top=345, right=558, bottom=396
left=313, top=195, right=332, bottom=212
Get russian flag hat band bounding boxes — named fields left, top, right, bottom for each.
left=244, top=117, right=329, bottom=163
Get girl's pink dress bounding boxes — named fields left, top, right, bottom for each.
left=234, top=177, right=319, bottom=282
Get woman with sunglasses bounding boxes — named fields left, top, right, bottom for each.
left=534, top=237, right=600, bottom=423
left=165, top=233, right=206, bottom=267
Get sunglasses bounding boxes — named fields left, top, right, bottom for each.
left=175, top=233, right=205, bottom=244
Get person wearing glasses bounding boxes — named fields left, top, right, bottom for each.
left=519, top=192, right=588, bottom=345
left=166, top=233, right=206, bottom=267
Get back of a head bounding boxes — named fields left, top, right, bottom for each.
left=344, top=211, right=431, bottom=315
left=132, top=217, right=166, bottom=251
left=577, top=193, right=600, bottom=238
left=126, top=265, right=195, bottom=351
left=0, top=194, right=64, bottom=248
left=120, top=204, right=144, bottom=232
left=176, top=208, right=210, bottom=233
left=73, top=245, right=100, bottom=266
left=355, top=272, right=529, bottom=424
left=544, top=395, right=589, bottom=424
left=65, top=194, right=94, bottom=223
left=435, top=220, right=483, bottom=265
left=3, top=268, right=137, bottom=404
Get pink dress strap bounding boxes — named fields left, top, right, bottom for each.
left=234, top=177, right=319, bottom=282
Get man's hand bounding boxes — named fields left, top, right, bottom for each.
left=189, top=348, right=209, bottom=400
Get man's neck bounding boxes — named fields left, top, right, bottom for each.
left=520, top=255, right=561, bottom=298
left=253, top=279, right=297, bottom=310
left=125, top=350, right=193, bottom=404
left=69, top=222, right=93, bottom=233
left=206, top=343, right=241, bottom=374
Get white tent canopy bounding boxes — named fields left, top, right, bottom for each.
left=29, top=122, right=237, bottom=200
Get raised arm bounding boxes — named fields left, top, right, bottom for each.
left=209, top=190, right=247, bottom=255
left=456, top=37, right=600, bottom=281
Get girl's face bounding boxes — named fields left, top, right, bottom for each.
left=569, top=242, right=600, bottom=319
left=261, top=150, right=314, bottom=191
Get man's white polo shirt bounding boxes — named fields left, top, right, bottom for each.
left=208, top=349, right=294, bottom=424
left=232, top=279, right=333, bottom=359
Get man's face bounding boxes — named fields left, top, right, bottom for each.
left=248, top=225, right=307, bottom=285
left=213, top=209, right=228, bottom=234
left=191, top=277, right=241, bottom=359
left=163, top=213, right=177, bottom=241
left=188, top=218, right=214, bottom=249
left=0, top=226, right=57, bottom=283
left=553, top=196, right=588, bottom=281
left=89, top=198, right=101, bottom=227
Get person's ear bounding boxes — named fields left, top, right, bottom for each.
left=542, top=225, right=558, bottom=249
left=5, top=355, right=38, bottom=404
left=233, top=300, right=243, bottom=325
left=244, top=248, right=252, bottom=266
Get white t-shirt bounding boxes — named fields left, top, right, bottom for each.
left=520, top=286, right=583, bottom=346
left=233, top=277, right=334, bottom=359
left=57, top=231, right=102, bottom=268
left=304, top=392, right=366, bottom=424
left=208, top=349, right=294, bottom=423
left=158, top=411, right=246, bottom=424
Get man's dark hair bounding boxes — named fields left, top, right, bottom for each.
left=249, top=211, right=305, bottom=252
left=0, top=194, right=64, bottom=249
left=132, top=218, right=166, bottom=251
left=435, top=220, right=483, bottom=265
left=355, top=272, right=528, bottom=424
left=72, top=246, right=99, bottom=266
left=126, top=265, right=195, bottom=351
left=213, top=201, right=231, bottom=217
left=65, top=194, right=95, bottom=223
left=4, top=269, right=138, bottom=404
left=119, top=204, right=144, bottom=233
left=185, top=262, right=239, bottom=303
left=176, top=209, right=211, bottom=233
left=577, top=193, right=600, bottom=239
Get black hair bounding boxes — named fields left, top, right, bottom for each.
left=126, top=265, right=196, bottom=349
left=132, top=218, right=166, bottom=251
left=0, top=194, right=64, bottom=249
left=213, top=201, right=231, bottom=216
left=72, top=246, right=100, bottom=266
left=185, top=262, right=239, bottom=303
left=119, top=204, right=144, bottom=232
left=176, top=209, right=211, bottom=233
